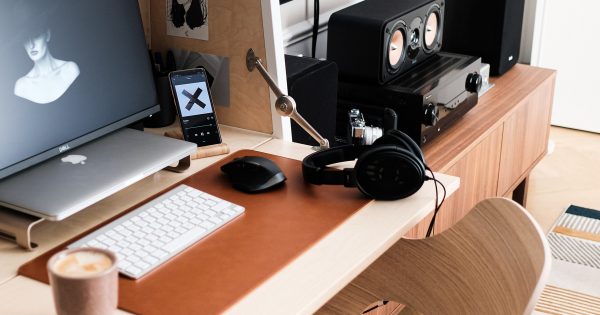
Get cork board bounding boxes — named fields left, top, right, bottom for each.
left=139, top=0, right=274, bottom=134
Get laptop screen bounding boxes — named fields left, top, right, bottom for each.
left=0, top=0, right=157, bottom=179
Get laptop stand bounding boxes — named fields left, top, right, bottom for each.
left=0, top=156, right=191, bottom=251
left=164, top=155, right=191, bottom=173
left=0, top=206, right=44, bottom=250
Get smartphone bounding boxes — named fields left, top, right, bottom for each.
left=168, top=68, right=222, bottom=147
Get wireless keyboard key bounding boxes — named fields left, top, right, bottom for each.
left=67, top=184, right=244, bottom=279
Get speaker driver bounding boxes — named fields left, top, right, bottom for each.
left=424, top=5, right=441, bottom=52
left=407, top=17, right=422, bottom=59
left=388, top=27, right=406, bottom=69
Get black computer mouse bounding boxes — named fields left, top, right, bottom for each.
left=220, top=156, right=287, bottom=193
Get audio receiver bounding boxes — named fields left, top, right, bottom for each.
left=336, top=52, right=482, bottom=146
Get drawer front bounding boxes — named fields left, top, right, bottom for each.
left=498, top=80, right=554, bottom=195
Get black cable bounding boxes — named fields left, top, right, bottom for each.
left=425, top=166, right=446, bottom=238
left=311, top=0, right=320, bottom=58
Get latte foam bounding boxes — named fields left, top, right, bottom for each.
left=52, top=250, right=113, bottom=277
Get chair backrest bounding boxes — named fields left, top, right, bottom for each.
left=319, top=198, right=551, bottom=315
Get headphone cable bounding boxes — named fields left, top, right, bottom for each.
left=425, top=166, right=446, bottom=237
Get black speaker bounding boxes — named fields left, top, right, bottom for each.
left=327, top=0, right=444, bottom=84
left=285, top=55, right=338, bottom=146
left=442, top=0, right=525, bottom=76
left=143, top=76, right=176, bottom=128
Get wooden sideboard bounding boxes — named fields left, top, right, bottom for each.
left=406, top=64, right=556, bottom=238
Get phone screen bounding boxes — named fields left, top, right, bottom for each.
left=169, top=69, right=222, bottom=146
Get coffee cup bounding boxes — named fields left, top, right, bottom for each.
left=47, top=247, right=118, bottom=315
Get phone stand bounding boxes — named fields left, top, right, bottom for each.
left=164, top=129, right=230, bottom=160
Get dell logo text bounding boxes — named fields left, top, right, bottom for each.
left=58, top=144, right=71, bottom=153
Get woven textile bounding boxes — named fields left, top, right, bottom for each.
left=534, top=205, right=600, bottom=315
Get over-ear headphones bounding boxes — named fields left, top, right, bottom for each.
left=302, top=130, right=428, bottom=200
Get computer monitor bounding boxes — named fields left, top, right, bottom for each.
left=0, top=0, right=196, bottom=220
left=0, top=0, right=158, bottom=180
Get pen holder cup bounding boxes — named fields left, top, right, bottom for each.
left=144, top=76, right=176, bottom=128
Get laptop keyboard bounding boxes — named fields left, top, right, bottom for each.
left=68, top=184, right=245, bottom=279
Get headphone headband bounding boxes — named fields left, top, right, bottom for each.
left=302, top=144, right=367, bottom=187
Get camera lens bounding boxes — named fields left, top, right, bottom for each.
left=364, top=127, right=383, bottom=145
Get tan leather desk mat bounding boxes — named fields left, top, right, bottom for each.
left=19, top=150, right=371, bottom=314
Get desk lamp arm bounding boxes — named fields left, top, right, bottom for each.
left=246, top=49, right=330, bottom=150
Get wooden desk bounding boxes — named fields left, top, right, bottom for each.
left=0, top=127, right=458, bottom=314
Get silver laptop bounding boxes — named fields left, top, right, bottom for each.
left=0, top=129, right=195, bottom=221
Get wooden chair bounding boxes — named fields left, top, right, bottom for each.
left=318, top=198, right=551, bottom=315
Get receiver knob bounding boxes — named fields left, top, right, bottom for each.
left=466, top=72, right=482, bottom=93
left=423, top=103, right=439, bottom=126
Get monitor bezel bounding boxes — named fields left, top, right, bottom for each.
left=0, top=104, right=159, bottom=180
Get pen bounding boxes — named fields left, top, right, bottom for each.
left=148, top=50, right=160, bottom=75
left=154, top=52, right=165, bottom=74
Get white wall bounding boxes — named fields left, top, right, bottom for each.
left=279, top=0, right=363, bottom=58
left=529, top=0, right=600, bottom=133
left=520, top=0, right=538, bottom=64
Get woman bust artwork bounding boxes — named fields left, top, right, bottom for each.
left=13, top=0, right=80, bottom=104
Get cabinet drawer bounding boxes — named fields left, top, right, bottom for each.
left=497, top=80, right=554, bottom=195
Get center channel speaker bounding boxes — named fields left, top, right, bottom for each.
left=327, top=0, right=444, bottom=85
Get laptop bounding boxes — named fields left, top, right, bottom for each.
left=0, top=128, right=195, bottom=221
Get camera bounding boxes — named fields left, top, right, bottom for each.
left=348, top=109, right=384, bottom=146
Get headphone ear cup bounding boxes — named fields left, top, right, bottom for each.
left=371, top=132, right=399, bottom=146
left=373, top=129, right=424, bottom=163
left=354, top=145, right=426, bottom=200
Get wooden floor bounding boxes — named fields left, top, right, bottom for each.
left=528, top=126, right=600, bottom=233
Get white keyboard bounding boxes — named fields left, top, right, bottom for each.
left=68, top=184, right=245, bottom=279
